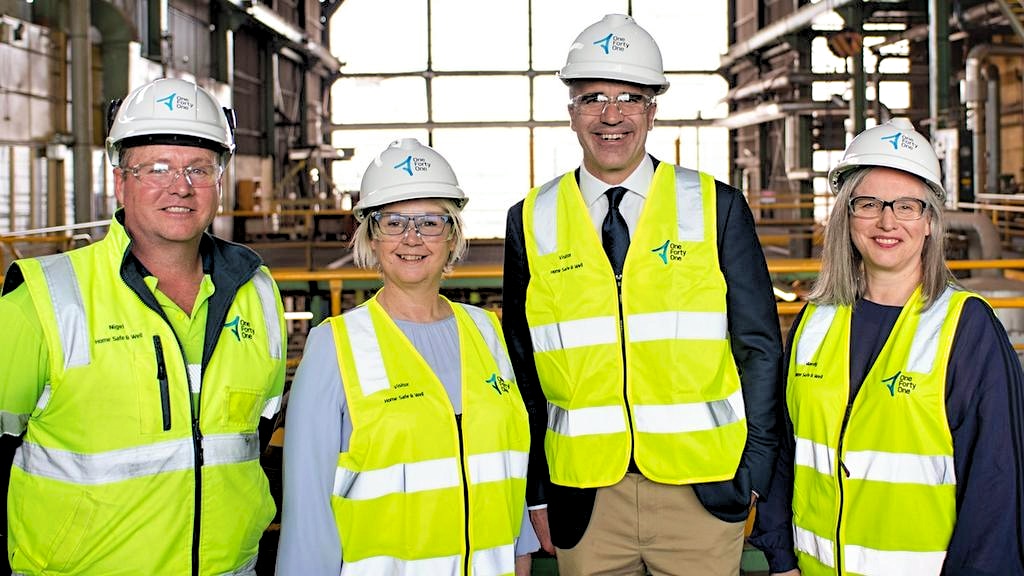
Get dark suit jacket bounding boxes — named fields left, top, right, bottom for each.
left=501, top=159, right=784, bottom=548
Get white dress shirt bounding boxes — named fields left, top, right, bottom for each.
left=578, top=156, right=656, bottom=237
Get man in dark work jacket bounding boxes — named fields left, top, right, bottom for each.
left=501, top=13, right=783, bottom=576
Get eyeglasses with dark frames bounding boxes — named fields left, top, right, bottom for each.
left=849, top=196, right=928, bottom=221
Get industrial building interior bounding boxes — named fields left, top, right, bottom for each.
left=3, top=0, right=1024, bottom=573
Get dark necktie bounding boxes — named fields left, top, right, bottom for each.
left=602, top=186, right=630, bottom=276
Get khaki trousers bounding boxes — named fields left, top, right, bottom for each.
left=555, top=474, right=745, bottom=576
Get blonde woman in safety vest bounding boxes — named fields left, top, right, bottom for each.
left=750, top=119, right=1024, bottom=576
left=276, top=139, right=537, bottom=576
left=0, top=78, right=288, bottom=575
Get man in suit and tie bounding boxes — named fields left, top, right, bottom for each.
left=502, top=14, right=783, bottom=575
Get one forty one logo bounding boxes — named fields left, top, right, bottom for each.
left=879, top=131, right=918, bottom=153
left=486, top=373, right=510, bottom=395
left=651, top=239, right=687, bottom=264
left=593, top=33, right=629, bottom=54
left=882, top=370, right=916, bottom=396
left=223, top=315, right=254, bottom=341
left=156, top=92, right=195, bottom=112
left=393, top=155, right=431, bottom=176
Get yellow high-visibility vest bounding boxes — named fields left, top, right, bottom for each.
left=7, top=217, right=285, bottom=575
left=788, top=286, right=973, bottom=576
left=522, top=164, right=746, bottom=487
left=329, top=297, right=529, bottom=576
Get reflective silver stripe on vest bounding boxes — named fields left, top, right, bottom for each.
left=844, top=542, right=946, bottom=575
left=460, top=304, right=515, bottom=382
left=796, top=436, right=955, bottom=485
left=795, top=305, right=837, bottom=365
left=793, top=525, right=837, bottom=569
left=188, top=363, right=202, bottom=394
left=795, top=526, right=947, bottom=576
left=674, top=166, right=704, bottom=241
left=844, top=449, right=955, bottom=485
left=547, top=403, right=628, bottom=436
left=796, top=288, right=956, bottom=373
left=627, top=311, right=727, bottom=342
left=468, top=450, right=529, bottom=484
left=0, top=411, right=29, bottom=436
left=252, top=269, right=283, bottom=360
left=793, top=437, right=835, bottom=476
left=341, top=553, right=460, bottom=576
left=907, top=287, right=954, bottom=373
left=15, top=433, right=258, bottom=485
left=261, top=394, right=282, bottom=419
left=632, top=389, right=745, bottom=434
left=334, top=457, right=461, bottom=501
left=472, top=543, right=515, bottom=576
left=531, top=178, right=562, bottom=256
left=38, top=253, right=90, bottom=369
left=217, top=554, right=258, bottom=576
left=529, top=316, right=618, bottom=353
left=36, top=384, right=52, bottom=412
left=344, top=307, right=390, bottom=395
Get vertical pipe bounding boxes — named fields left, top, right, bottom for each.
left=846, top=3, right=865, bottom=136
left=985, top=65, right=1001, bottom=194
left=929, top=0, right=950, bottom=132
left=70, top=0, right=93, bottom=224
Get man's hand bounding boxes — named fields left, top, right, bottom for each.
left=515, top=554, right=532, bottom=576
left=529, top=508, right=555, bottom=555
left=771, top=570, right=800, bottom=576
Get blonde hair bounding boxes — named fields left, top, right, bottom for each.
left=809, top=167, right=955, bottom=310
left=350, top=198, right=467, bottom=271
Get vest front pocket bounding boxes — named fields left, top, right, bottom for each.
left=225, top=387, right=263, bottom=428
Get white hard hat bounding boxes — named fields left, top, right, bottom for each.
left=559, top=14, right=669, bottom=95
left=829, top=118, right=945, bottom=200
left=105, top=78, right=236, bottom=166
left=353, top=138, right=467, bottom=221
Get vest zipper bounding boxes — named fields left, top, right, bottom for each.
left=455, top=414, right=471, bottom=575
left=615, top=274, right=635, bottom=470
left=153, top=336, right=172, bottom=431
left=124, top=279, right=204, bottom=575
left=834, top=402, right=855, bottom=575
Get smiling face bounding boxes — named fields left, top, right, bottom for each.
left=114, top=144, right=221, bottom=250
left=568, top=79, right=656, bottom=184
left=371, top=199, right=455, bottom=291
left=849, top=167, right=932, bottom=283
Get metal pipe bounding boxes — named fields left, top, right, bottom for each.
left=965, top=44, right=1024, bottom=197
left=929, top=0, right=950, bottom=131
left=70, top=0, right=93, bottom=224
left=719, top=0, right=858, bottom=70
left=986, top=64, right=1002, bottom=194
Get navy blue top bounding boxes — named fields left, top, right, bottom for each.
left=750, top=296, right=1024, bottom=576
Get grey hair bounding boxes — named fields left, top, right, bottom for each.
left=809, top=166, right=955, bottom=310
left=350, top=198, right=467, bottom=271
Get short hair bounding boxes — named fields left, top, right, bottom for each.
left=808, top=166, right=955, bottom=310
left=350, top=198, right=467, bottom=272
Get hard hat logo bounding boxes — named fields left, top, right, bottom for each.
left=393, top=155, right=432, bottom=177
left=394, top=155, right=414, bottom=176
left=156, top=92, right=194, bottom=112
left=879, top=131, right=918, bottom=153
left=593, top=33, right=629, bottom=55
